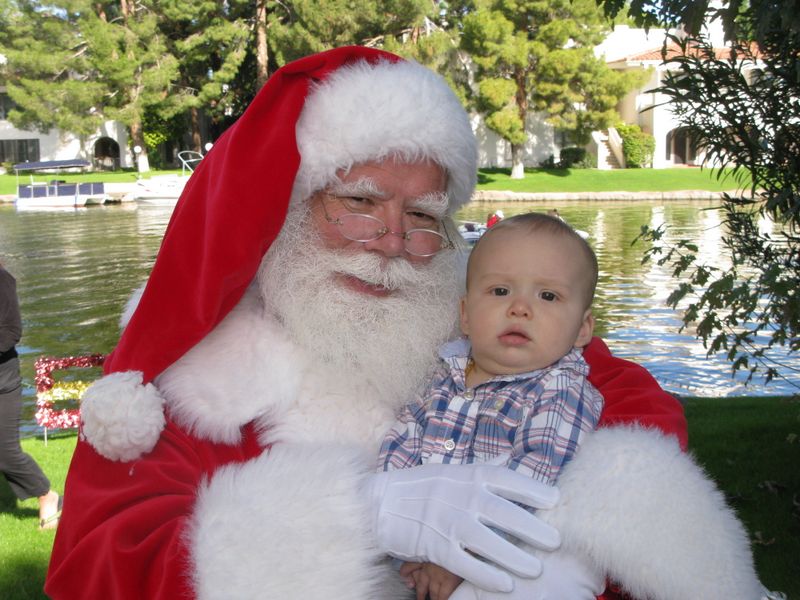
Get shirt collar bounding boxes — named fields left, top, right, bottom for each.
left=438, top=337, right=588, bottom=387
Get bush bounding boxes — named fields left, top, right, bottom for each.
left=538, top=148, right=593, bottom=169
left=617, top=123, right=655, bottom=168
left=558, top=147, right=587, bottom=168
left=539, top=154, right=557, bottom=169
left=575, top=151, right=596, bottom=169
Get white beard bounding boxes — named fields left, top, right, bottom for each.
left=257, top=204, right=462, bottom=412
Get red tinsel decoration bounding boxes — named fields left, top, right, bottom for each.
left=34, top=354, right=106, bottom=430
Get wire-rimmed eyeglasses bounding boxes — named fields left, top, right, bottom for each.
left=321, top=197, right=454, bottom=257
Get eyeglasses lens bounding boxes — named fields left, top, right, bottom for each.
left=336, top=214, right=444, bottom=257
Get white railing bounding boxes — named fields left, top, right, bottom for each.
left=607, top=126, right=626, bottom=168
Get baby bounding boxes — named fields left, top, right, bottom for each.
left=378, top=212, right=603, bottom=599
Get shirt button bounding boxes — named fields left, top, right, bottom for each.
left=463, top=389, right=474, bottom=400
left=494, top=399, right=505, bottom=410
left=443, top=439, right=456, bottom=451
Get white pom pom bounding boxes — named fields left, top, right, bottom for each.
left=80, top=371, right=166, bottom=462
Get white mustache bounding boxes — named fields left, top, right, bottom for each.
left=325, top=251, right=437, bottom=292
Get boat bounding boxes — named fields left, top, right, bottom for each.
left=458, top=213, right=589, bottom=247
left=133, top=150, right=203, bottom=204
left=13, top=159, right=113, bottom=209
left=458, top=222, right=487, bottom=246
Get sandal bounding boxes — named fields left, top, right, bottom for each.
left=39, top=494, right=63, bottom=530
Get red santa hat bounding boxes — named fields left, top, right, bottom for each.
left=79, top=46, right=478, bottom=461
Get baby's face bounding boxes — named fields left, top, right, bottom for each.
left=460, top=228, right=594, bottom=381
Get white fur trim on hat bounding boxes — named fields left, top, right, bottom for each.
left=80, top=371, right=166, bottom=462
left=294, top=59, right=478, bottom=212
left=119, top=284, right=145, bottom=330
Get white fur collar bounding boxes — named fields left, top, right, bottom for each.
left=155, top=288, right=401, bottom=453
left=81, top=286, right=410, bottom=462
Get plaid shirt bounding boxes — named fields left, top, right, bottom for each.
left=378, top=338, right=604, bottom=484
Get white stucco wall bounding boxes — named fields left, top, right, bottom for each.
left=594, top=25, right=668, bottom=62
left=474, top=112, right=559, bottom=169
left=0, top=105, right=131, bottom=168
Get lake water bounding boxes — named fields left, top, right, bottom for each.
left=1, top=200, right=797, bottom=435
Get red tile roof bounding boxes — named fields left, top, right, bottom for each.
left=615, top=40, right=761, bottom=63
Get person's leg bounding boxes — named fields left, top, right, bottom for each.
left=0, top=360, right=56, bottom=525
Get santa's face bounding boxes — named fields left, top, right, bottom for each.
left=258, top=157, right=462, bottom=405
left=308, top=158, right=449, bottom=297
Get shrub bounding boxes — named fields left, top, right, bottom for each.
left=575, top=151, right=596, bottom=169
left=539, top=154, right=557, bottom=169
left=617, top=123, right=655, bottom=168
left=558, top=147, right=587, bottom=168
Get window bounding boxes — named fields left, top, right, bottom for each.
left=0, top=93, right=16, bottom=120
left=0, top=139, right=41, bottom=164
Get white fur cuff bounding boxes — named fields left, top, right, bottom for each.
left=546, top=426, right=763, bottom=600
left=80, top=371, right=166, bottom=462
left=189, top=443, right=406, bottom=599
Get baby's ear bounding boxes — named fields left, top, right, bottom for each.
left=458, top=295, right=470, bottom=336
left=575, top=309, right=595, bottom=348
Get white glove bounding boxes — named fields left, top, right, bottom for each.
left=366, top=463, right=560, bottom=592
left=449, top=548, right=605, bottom=600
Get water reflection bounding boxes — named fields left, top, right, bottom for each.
left=1, top=200, right=797, bottom=435
left=458, top=200, right=799, bottom=398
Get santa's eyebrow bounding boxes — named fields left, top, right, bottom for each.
left=327, top=178, right=385, bottom=198
left=410, top=192, right=449, bottom=218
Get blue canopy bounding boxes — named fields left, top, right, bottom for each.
left=13, top=159, right=91, bottom=172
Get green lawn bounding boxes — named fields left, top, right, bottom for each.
left=1, top=166, right=748, bottom=197
left=476, top=166, right=750, bottom=193
left=0, top=433, right=74, bottom=600
left=683, top=396, right=800, bottom=598
left=0, top=169, right=183, bottom=196
left=0, top=396, right=797, bottom=599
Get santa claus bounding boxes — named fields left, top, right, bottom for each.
left=46, top=47, right=765, bottom=600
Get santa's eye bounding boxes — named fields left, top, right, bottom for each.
left=339, top=196, right=376, bottom=212
left=540, top=291, right=557, bottom=302
left=406, top=210, right=439, bottom=228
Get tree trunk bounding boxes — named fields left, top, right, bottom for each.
left=190, top=107, right=202, bottom=153
left=511, top=67, right=528, bottom=180
left=255, top=0, right=269, bottom=89
left=130, top=120, right=150, bottom=173
left=511, top=144, right=525, bottom=179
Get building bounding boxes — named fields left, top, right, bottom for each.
left=0, top=87, right=132, bottom=172
left=476, top=17, right=762, bottom=170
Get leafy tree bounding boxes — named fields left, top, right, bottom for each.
left=459, top=0, right=642, bottom=178
left=0, top=1, right=106, bottom=152
left=0, top=0, right=179, bottom=171
left=265, top=0, right=432, bottom=67
left=382, top=7, right=474, bottom=106
left=616, top=123, right=655, bottom=168
left=611, top=0, right=800, bottom=390
left=87, top=1, right=179, bottom=172
left=148, top=0, right=251, bottom=152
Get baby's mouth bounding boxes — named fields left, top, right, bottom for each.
left=498, top=330, right=531, bottom=346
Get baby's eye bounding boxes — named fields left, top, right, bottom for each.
left=539, top=290, right=557, bottom=302
left=490, top=287, right=509, bottom=296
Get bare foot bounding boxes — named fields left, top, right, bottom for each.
left=38, top=490, right=61, bottom=530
